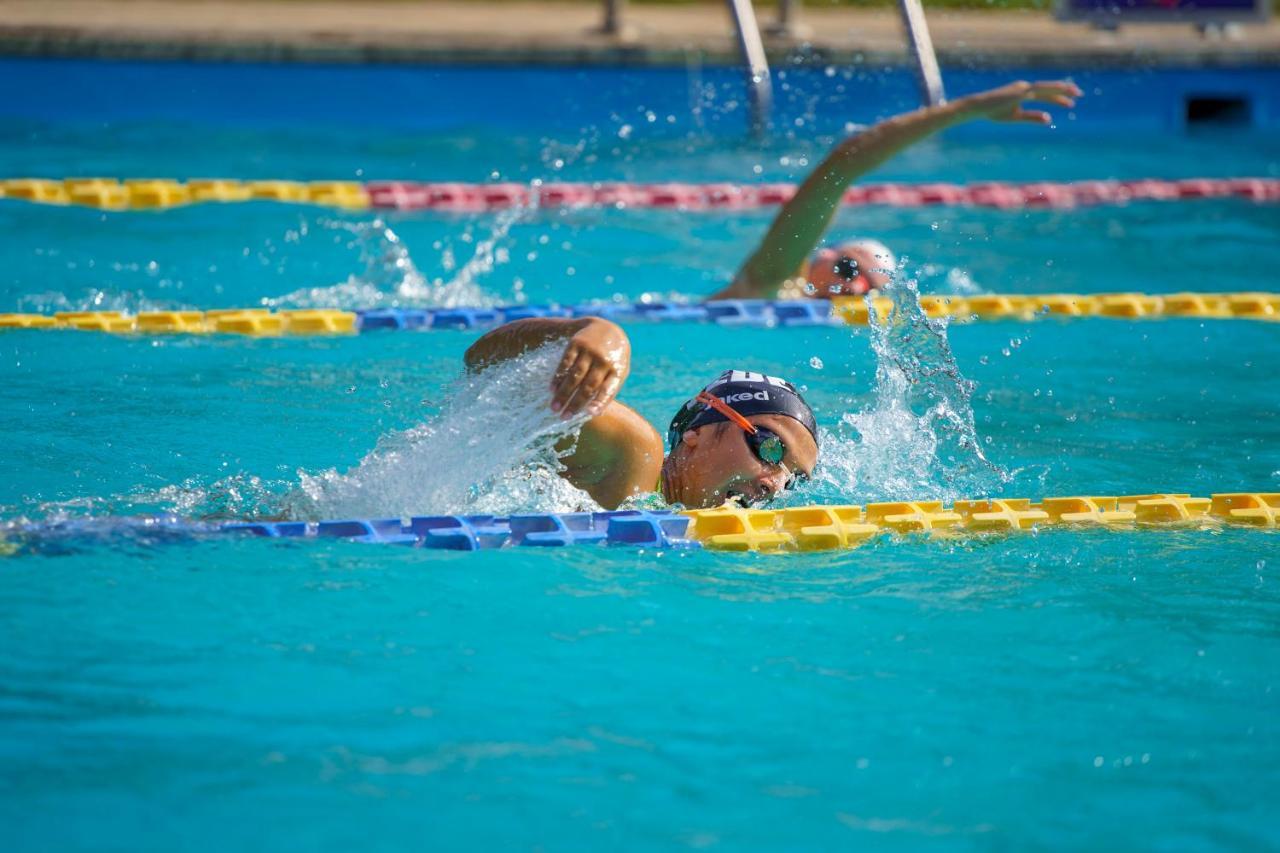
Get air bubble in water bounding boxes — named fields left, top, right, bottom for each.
left=809, top=356, right=824, bottom=370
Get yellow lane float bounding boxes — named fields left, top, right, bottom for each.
left=679, top=492, right=1279, bottom=551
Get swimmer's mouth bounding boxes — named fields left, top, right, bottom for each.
left=725, top=488, right=765, bottom=508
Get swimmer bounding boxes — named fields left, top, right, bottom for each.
left=465, top=317, right=817, bottom=510
left=708, top=80, right=1082, bottom=301
left=464, top=82, right=1078, bottom=510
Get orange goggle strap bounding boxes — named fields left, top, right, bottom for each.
left=695, top=391, right=758, bottom=435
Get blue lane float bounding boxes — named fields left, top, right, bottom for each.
left=0, top=509, right=698, bottom=553
left=351, top=300, right=837, bottom=333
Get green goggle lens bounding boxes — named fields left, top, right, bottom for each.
left=748, top=430, right=787, bottom=466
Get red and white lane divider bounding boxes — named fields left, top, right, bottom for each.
left=4, top=177, right=1276, bottom=213
left=366, top=177, right=1280, bottom=211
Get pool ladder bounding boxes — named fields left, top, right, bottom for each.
left=726, top=0, right=773, bottom=137
left=602, top=0, right=946, bottom=135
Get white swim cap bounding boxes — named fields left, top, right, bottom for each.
left=840, top=238, right=897, bottom=273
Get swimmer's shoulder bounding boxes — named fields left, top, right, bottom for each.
left=560, top=400, right=664, bottom=509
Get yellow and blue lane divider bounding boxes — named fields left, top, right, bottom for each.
left=0, top=309, right=359, bottom=335
left=2, top=292, right=1278, bottom=338
left=0, top=178, right=370, bottom=210
left=229, top=491, right=1280, bottom=551
left=6, top=493, right=1275, bottom=556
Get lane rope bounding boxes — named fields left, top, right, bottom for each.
left=2, top=293, right=1277, bottom=336
left=3, top=177, right=1278, bottom=212
left=4, top=493, right=1277, bottom=554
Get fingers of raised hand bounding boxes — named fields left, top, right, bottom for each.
left=578, top=365, right=621, bottom=417
left=551, top=348, right=592, bottom=414
left=560, top=359, right=606, bottom=417
left=1028, top=81, right=1082, bottom=106
left=552, top=343, right=580, bottom=388
left=1012, top=108, right=1052, bottom=125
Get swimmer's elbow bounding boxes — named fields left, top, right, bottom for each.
left=462, top=340, right=490, bottom=372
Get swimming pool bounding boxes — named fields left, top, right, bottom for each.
left=2, top=58, right=1279, bottom=849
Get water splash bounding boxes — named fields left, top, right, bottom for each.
left=268, top=211, right=525, bottom=311
left=0, top=472, right=293, bottom=528
left=18, top=287, right=177, bottom=314
left=286, top=344, right=599, bottom=519
left=817, top=272, right=1010, bottom=504
left=915, top=262, right=984, bottom=295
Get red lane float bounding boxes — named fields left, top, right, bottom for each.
left=362, top=177, right=1280, bottom=212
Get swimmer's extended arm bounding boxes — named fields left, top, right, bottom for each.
left=465, top=317, right=663, bottom=508
left=466, top=316, right=630, bottom=417
left=713, top=80, right=1082, bottom=300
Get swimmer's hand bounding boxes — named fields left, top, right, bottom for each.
left=550, top=318, right=630, bottom=419
left=955, top=80, right=1082, bottom=125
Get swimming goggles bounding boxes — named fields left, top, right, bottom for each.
left=695, top=391, right=808, bottom=493
left=831, top=255, right=870, bottom=294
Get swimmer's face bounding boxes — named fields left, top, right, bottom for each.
left=674, top=414, right=818, bottom=508
left=805, top=243, right=894, bottom=299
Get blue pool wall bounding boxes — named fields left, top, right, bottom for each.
left=2, top=58, right=1277, bottom=135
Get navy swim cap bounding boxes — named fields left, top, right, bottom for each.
left=668, top=370, right=818, bottom=449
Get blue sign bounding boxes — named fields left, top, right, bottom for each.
left=1056, top=0, right=1269, bottom=23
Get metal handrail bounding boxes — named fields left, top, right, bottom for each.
left=597, top=0, right=944, bottom=131
left=897, top=0, right=946, bottom=106
left=600, top=0, right=627, bottom=37
left=725, top=0, right=773, bottom=137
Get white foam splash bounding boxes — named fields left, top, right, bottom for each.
left=17, top=288, right=176, bottom=315
left=816, top=272, right=1009, bottom=504
left=286, top=344, right=600, bottom=519
left=1, top=472, right=292, bottom=524
left=915, top=262, right=984, bottom=295
left=268, top=211, right=526, bottom=311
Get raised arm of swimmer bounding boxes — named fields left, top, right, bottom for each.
left=465, top=317, right=663, bottom=508
left=711, top=80, right=1082, bottom=300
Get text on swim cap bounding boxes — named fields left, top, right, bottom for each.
left=720, top=391, right=771, bottom=404
left=707, top=370, right=791, bottom=390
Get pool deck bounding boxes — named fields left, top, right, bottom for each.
left=0, top=0, right=1276, bottom=67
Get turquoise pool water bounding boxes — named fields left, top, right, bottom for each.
left=2, top=61, right=1280, bottom=849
